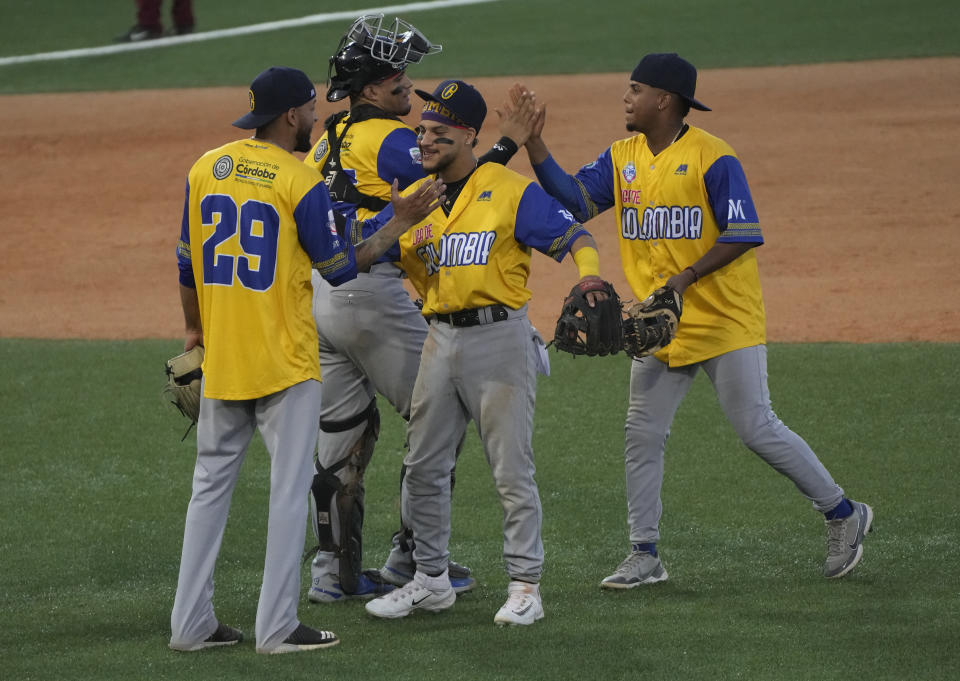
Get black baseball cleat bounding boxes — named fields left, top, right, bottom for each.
left=257, top=624, right=340, bottom=654
left=169, top=621, right=243, bottom=651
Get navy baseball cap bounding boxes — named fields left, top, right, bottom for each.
left=415, top=79, right=486, bottom=132
left=233, top=66, right=317, bottom=129
left=631, top=53, right=711, bottom=111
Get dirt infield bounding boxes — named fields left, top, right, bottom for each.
left=2, top=58, right=958, bottom=341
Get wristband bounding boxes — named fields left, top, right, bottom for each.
left=684, top=265, right=699, bottom=282
left=572, top=247, right=600, bottom=278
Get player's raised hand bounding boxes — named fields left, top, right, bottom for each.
left=353, top=179, right=446, bottom=271
left=391, top=178, right=446, bottom=227
left=495, top=84, right=541, bottom=147
left=507, top=83, right=546, bottom=143
left=530, top=100, right=546, bottom=140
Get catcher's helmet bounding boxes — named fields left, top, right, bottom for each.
left=326, top=14, right=441, bottom=102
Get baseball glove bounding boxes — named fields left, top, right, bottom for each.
left=162, top=345, right=204, bottom=425
left=622, top=287, right=683, bottom=359
left=551, top=277, right=623, bottom=356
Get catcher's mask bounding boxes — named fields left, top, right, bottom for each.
left=326, top=14, right=441, bottom=103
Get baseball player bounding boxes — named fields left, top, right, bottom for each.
left=363, top=79, right=606, bottom=626
left=116, top=0, right=194, bottom=41
left=517, top=53, right=873, bottom=586
left=168, top=66, right=443, bottom=654
left=302, top=14, right=539, bottom=603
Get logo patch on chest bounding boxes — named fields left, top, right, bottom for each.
left=622, top=161, right=636, bottom=183
left=212, top=155, right=234, bottom=180
left=313, top=139, right=328, bottom=163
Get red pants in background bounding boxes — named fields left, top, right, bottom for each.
left=137, top=0, right=194, bottom=32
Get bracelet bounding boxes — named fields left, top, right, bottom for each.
left=684, top=265, right=699, bottom=282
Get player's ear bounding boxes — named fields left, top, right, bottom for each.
left=361, top=82, right=379, bottom=104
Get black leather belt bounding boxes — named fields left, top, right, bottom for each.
left=432, top=304, right=509, bottom=327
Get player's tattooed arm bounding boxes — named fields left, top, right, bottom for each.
left=353, top=178, right=446, bottom=271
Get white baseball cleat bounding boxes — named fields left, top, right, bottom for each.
left=379, top=553, right=477, bottom=594
left=365, top=570, right=455, bottom=619
left=494, top=580, right=544, bottom=626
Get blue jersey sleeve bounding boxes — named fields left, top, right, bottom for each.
left=294, top=182, right=358, bottom=286
left=177, top=178, right=196, bottom=288
left=704, top=155, right=764, bottom=244
left=514, top=183, right=591, bottom=262
left=377, top=128, right=425, bottom=190
left=532, top=149, right=615, bottom=222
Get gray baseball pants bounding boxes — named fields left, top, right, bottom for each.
left=310, top=266, right=427, bottom=551
left=402, top=306, right=545, bottom=583
left=624, top=344, right=844, bottom=543
left=169, top=379, right=321, bottom=651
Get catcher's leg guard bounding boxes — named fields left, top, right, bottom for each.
left=387, top=431, right=462, bottom=570
left=309, top=397, right=380, bottom=594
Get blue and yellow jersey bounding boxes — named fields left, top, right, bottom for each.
left=305, top=109, right=423, bottom=222
left=535, top=125, right=766, bottom=366
left=370, top=163, right=588, bottom=314
left=177, top=138, right=357, bottom=400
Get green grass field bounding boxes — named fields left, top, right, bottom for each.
left=0, top=0, right=958, bottom=93
left=2, top=1, right=958, bottom=679
left=2, top=341, right=958, bottom=680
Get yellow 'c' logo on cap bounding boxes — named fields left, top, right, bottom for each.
left=441, top=83, right=458, bottom=100
left=248, top=90, right=255, bottom=111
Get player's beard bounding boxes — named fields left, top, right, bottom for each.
left=390, top=88, right=412, bottom=116
left=294, top=126, right=312, bottom=153
left=422, top=149, right=454, bottom=174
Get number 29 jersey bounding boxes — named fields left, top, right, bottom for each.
left=177, top=138, right=357, bottom=400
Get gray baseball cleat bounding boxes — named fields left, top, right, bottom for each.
left=600, top=551, right=668, bottom=589
left=823, top=500, right=874, bottom=578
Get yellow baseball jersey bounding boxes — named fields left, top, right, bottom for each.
left=370, top=163, right=588, bottom=314
left=534, top=125, right=766, bottom=366
left=305, top=107, right=423, bottom=222
left=177, top=138, right=357, bottom=400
